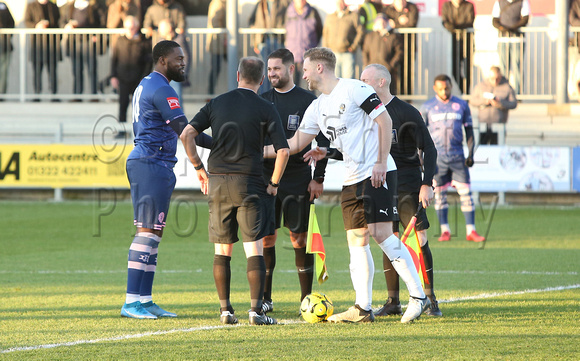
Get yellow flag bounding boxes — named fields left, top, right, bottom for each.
left=306, top=204, right=328, bottom=284
left=400, top=214, right=429, bottom=288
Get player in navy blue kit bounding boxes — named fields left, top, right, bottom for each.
left=121, top=40, right=211, bottom=319
left=259, top=48, right=330, bottom=312
left=421, top=74, right=485, bottom=243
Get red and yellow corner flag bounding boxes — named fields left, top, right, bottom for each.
left=306, top=204, right=329, bottom=284
left=400, top=214, right=430, bottom=289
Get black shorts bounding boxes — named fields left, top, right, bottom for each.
left=263, top=166, right=312, bottom=235
left=265, top=188, right=312, bottom=235
left=395, top=191, right=430, bottom=233
left=341, top=172, right=399, bottom=230
left=208, top=174, right=270, bottom=244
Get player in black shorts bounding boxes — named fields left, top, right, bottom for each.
left=180, top=57, right=289, bottom=326
left=360, top=64, right=442, bottom=317
left=267, top=47, right=429, bottom=324
left=259, top=48, right=331, bottom=313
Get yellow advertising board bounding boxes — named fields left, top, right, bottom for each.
left=0, top=144, right=132, bottom=188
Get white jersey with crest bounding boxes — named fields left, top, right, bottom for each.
left=299, top=78, right=397, bottom=186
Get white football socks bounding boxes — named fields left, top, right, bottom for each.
left=466, top=224, right=476, bottom=234
left=378, top=235, right=425, bottom=299
left=348, top=244, right=374, bottom=311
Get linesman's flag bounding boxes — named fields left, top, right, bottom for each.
left=306, top=204, right=329, bottom=284
left=400, top=207, right=430, bottom=289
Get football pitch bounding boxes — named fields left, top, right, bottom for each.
left=1, top=200, right=579, bottom=360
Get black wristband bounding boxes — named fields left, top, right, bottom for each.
left=194, top=163, right=204, bottom=170
left=269, top=179, right=279, bottom=188
left=314, top=176, right=324, bottom=184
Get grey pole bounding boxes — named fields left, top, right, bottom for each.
left=556, top=0, right=569, bottom=104
left=226, top=0, right=239, bottom=91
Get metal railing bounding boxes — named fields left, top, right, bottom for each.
left=0, top=26, right=571, bottom=103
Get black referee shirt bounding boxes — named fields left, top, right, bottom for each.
left=261, top=86, right=330, bottom=179
left=386, top=96, right=437, bottom=191
left=190, top=88, right=288, bottom=176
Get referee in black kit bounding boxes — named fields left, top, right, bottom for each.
left=180, top=57, right=290, bottom=326
left=259, top=48, right=330, bottom=313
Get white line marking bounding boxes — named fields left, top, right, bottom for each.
left=438, top=284, right=580, bottom=304
left=0, top=269, right=577, bottom=276
left=0, top=319, right=304, bottom=354
left=2, top=285, right=578, bottom=354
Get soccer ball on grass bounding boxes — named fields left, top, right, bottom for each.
left=300, top=292, right=333, bottom=323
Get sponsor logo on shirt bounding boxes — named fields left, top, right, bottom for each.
left=326, top=125, right=348, bottom=142
left=430, top=113, right=462, bottom=122
left=167, top=97, right=180, bottom=110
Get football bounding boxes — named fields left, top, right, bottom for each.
left=300, top=292, right=333, bottom=323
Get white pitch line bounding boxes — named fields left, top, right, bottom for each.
left=437, top=284, right=580, bottom=303
left=1, top=285, right=579, bottom=354
left=0, top=269, right=577, bottom=276
left=0, top=319, right=304, bottom=354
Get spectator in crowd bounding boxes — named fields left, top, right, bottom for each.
left=138, top=0, right=153, bottom=24
left=284, top=0, right=322, bottom=88
left=0, top=1, right=14, bottom=97
left=61, top=0, right=107, bottom=99
left=362, top=14, right=403, bottom=94
left=570, top=0, right=580, bottom=50
left=25, top=0, right=62, bottom=100
left=322, top=0, right=364, bottom=80
left=441, top=0, right=475, bottom=95
left=569, top=0, right=580, bottom=101
left=107, top=0, right=141, bottom=29
left=157, top=18, right=190, bottom=103
left=470, top=66, right=517, bottom=144
left=110, top=16, right=152, bottom=138
left=358, top=0, right=382, bottom=33
left=143, top=0, right=186, bottom=46
left=492, top=0, right=530, bottom=94
left=384, top=0, right=419, bottom=95
left=249, top=0, right=289, bottom=92
left=207, top=0, right=226, bottom=95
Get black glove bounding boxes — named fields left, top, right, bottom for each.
left=465, top=157, right=474, bottom=167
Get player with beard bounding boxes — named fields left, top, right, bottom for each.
left=265, top=47, right=429, bottom=323
left=259, top=48, right=330, bottom=313
left=421, top=74, right=485, bottom=243
left=121, top=40, right=211, bottom=319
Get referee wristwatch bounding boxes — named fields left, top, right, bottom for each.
left=269, top=179, right=279, bottom=188
left=313, top=176, right=324, bottom=184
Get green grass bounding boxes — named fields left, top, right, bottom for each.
left=1, top=200, right=579, bottom=360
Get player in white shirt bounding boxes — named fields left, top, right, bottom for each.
left=265, top=47, right=429, bottom=323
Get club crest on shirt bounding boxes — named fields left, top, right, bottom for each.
left=392, top=129, right=398, bottom=144
left=167, top=97, right=180, bottom=110
left=339, top=103, right=346, bottom=115
left=452, top=102, right=460, bottom=111
left=287, top=114, right=300, bottom=130
left=158, top=212, right=165, bottom=223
